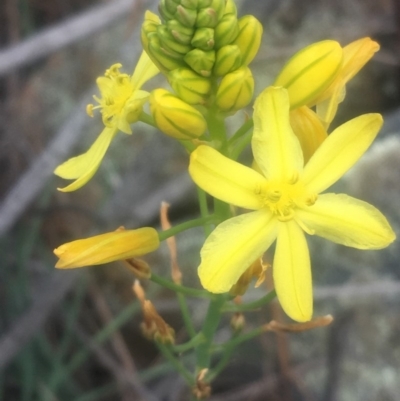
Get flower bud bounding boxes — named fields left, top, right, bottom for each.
left=141, top=11, right=161, bottom=54
left=196, top=0, right=225, bottom=28
left=158, top=24, right=192, bottom=54
left=158, top=0, right=175, bottom=21
left=191, top=27, right=215, bottom=51
left=214, top=13, right=239, bottom=49
left=230, top=312, right=245, bottom=332
left=165, top=0, right=179, bottom=14
left=124, top=258, right=152, bottom=280
left=216, top=66, right=254, bottom=112
left=167, top=19, right=194, bottom=45
left=148, top=34, right=186, bottom=72
left=175, top=5, right=197, bottom=27
left=223, top=0, right=237, bottom=16
left=213, top=44, right=242, bottom=76
left=198, top=0, right=212, bottom=7
left=232, top=15, right=263, bottom=66
left=274, top=40, right=343, bottom=109
left=184, top=49, right=215, bottom=77
left=150, top=89, right=207, bottom=139
left=181, top=0, right=198, bottom=8
left=168, top=68, right=211, bottom=104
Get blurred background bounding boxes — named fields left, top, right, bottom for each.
left=1, top=0, right=400, bottom=400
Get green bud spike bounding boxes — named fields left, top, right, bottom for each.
left=232, top=15, right=263, bottom=66
left=214, top=13, right=239, bottom=49
left=213, top=44, right=242, bottom=76
left=175, top=5, right=197, bottom=27
left=184, top=49, right=215, bottom=77
left=191, top=27, right=215, bottom=51
left=216, top=66, right=254, bottom=112
left=168, top=68, right=211, bottom=104
left=167, top=20, right=194, bottom=45
left=149, top=35, right=186, bottom=71
left=223, top=0, right=237, bottom=16
left=158, top=25, right=192, bottom=54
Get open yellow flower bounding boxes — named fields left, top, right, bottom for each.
left=54, top=227, right=159, bottom=269
left=189, top=86, right=395, bottom=322
left=54, top=51, right=159, bottom=192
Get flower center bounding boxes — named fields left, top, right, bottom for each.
left=258, top=179, right=317, bottom=222
left=87, top=64, right=134, bottom=127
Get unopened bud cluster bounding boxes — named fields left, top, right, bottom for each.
left=142, top=0, right=262, bottom=111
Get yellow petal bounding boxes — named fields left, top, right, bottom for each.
left=301, top=114, right=383, bottom=194
left=290, top=106, right=328, bottom=163
left=199, top=210, right=278, bottom=293
left=131, top=50, right=159, bottom=89
left=189, top=145, right=265, bottom=210
left=296, top=193, right=396, bottom=249
left=315, top=84, right=345, bottom=128
left=252, top=86, right=303, bottom=182
left=273, top=220, right=312, bottom=322
left=54, top=126, right=117, bottom=192
left=274, top=40, right=343, bottom=109
left=341, top=37, right=380, bottom=85
left=54, top=227, right=160, bottom=269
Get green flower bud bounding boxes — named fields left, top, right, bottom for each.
left=165, top=0, right=179, bottom=14
left=216, top=66, right=254, bottom=112
left=198, top=0, right=212, bottom=7
left=175, top=5, right=197, bottom=27
left=148, top=35, right=185, bottom=72
left=184, top=49, right=215, bottom=77
left=150, top=89, right=207, bottom=139
left=168, top=68, right=211, bottom=104
left=158, top=25, right=192, bottom=54
left=191, top=27, right=215, bottom=51
left=214, top=13, right=239, bottom=49
left=224, top=0, right=237, bottom=16
left=196, top=0, right=225, bottom=28
left=232, top=15, right=263, bottom=66
left=213, top=44, right=242, bottom=76
left=181, top=0, right=198, bottom=8
left=141, top=11, right=161, bottom=54
left=167, top=20, right=194, bottom=45
left=159, top=0, right=175, bottom=21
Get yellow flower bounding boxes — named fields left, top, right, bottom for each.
left=54, top=51, right=159, bottom=192
left=54, top=227, right=159, bottom=269
left=189, top=86, right=395, bottom=322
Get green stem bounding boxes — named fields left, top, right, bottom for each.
left=158, top=215, right=215, bottom=242
left=208, top=326, right=265, bottom=381
left=222, top=290, right=277, bottom=312
left=138, top=111, right=157, bottom=128
left=157, top=343, right=195, bottom=385
left=150, top=273, right=211, bottom=298
left=207, top=108, right=228, bottom=155
left=196, top=187, right=213, bottom=237
left=230, top=129, right=253, bottom=161
left=195, top=294, right=227, bottom=370
left=177, top=292, right=197, bottom=338
left=173, top=333, right=205, bottom=353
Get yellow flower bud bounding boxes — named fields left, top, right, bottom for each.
left=150, top=89, right=207, bottom=139
left=168, top=68, right=211, bottom=104
left=214, top=13, right=239, bottom=49
left=232, top=15, right=263, bottom=66
left=213, top=44, right=242, bottom=76
left=274, top=40, right=343, bottom=109
left=224, top=0, right=237, bottom=16
left=54, top=227, right=160, bottom=269
left=184, top=48, right=215, bottom=77
left=216, top=66, right=254, bottom=112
